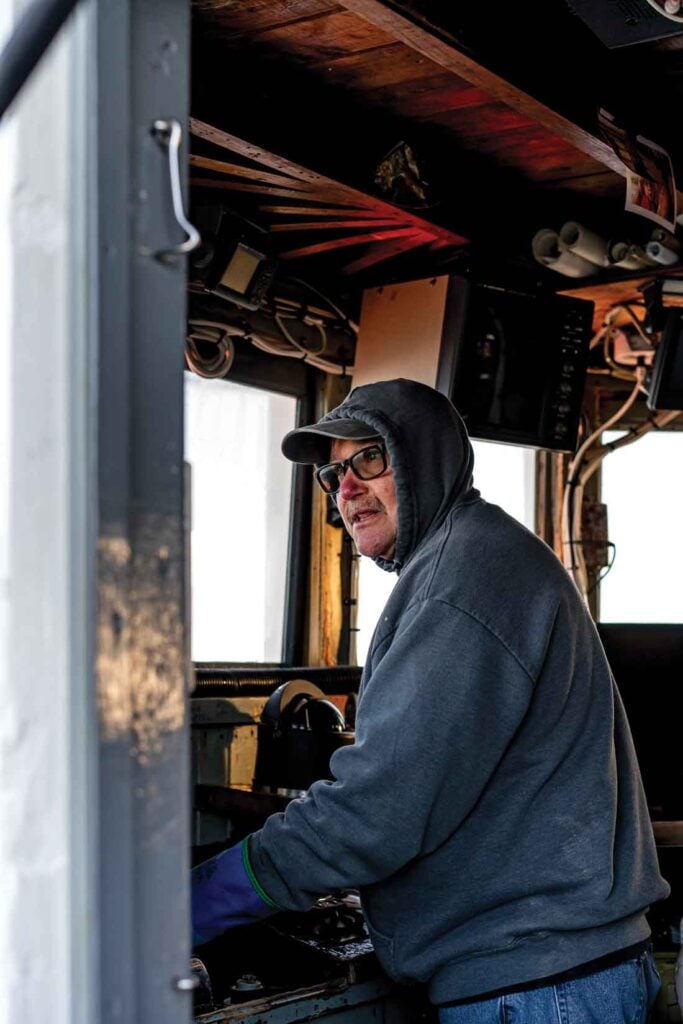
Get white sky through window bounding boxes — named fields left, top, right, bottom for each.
left=185, top=375, right=297, bottom=662
left=600, top=428, right=683, bottom=623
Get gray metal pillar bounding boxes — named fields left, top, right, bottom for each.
left=94, top=0, right=192, bottom=1021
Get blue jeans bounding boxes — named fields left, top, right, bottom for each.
left=438, top=949, right=661, bottom=1024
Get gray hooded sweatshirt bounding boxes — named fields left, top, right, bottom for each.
left=248, top=378, right=669, bottom=1003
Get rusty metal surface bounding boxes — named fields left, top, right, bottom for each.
left=195, top=783, right=291, bottom=818
left=192, top=665, right=362, bottom=697
left=196, top=976, right=405, bottom=1024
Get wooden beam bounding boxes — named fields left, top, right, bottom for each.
left=190, top=117, right=467, bottom=244
left=189, top=154, right=312, bottom=190
left=342, top=233, right=436, bottom=274
left=269, top=217, right=402, bottom=231
left=336, top=0, right=627, bottom=177
left=259, top=204, right=402, bottom=217
left=191, top=117, right=360, bottom=190
left=189, top=177, right=359, bottom=204
left=280, top=225, right=430, bottom=259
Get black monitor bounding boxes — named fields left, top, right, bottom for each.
left=647, top=308, right=683, bottom=412
left=436, top=278, right=594, bottom=452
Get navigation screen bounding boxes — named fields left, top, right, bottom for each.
left=444, top=281, right=593, bottom=451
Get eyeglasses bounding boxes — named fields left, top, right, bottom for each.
left=315, top=443, right=389, bottom=495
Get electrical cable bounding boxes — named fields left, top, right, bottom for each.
left=586, top=543, right=617, bottom=598
left=570, top=369, right=645, bottom=593
left=186, top=319, right=243, bottom=378
left=273, top=309, right=353, bottom=374
left=589, top=306, right=623, bottom=350
left=285, top=277, right=360, bottom=334
left=588, top=324, right=610, bottom=352
left=562, top=396, right=680, bottom=599
left=620, top=304, right=652, bottom=347
left=582, top=409, right=681, bottom=472
left=275, top=311, right=327, bottom=356
left=187, top=307, right=352, bottom=375
left=273, top=295, right=340, bottom=323
left=561, top=370, right=644, bottom=595
left=589, top=303, right=630, bottom=352
left=572, top=410, right=679, bottom=564
left=249, top=329, right=349, bottom=375
left=0, top=0, right=81, bottom=123
left=602, top=330, right=639, bottom=382
left=590, top=305, right=654, bottom=382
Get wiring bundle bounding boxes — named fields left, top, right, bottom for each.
left=561, top=305, right=681, bottom=599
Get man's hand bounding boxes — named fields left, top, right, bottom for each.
left=192, top=839, right=280, bottom=945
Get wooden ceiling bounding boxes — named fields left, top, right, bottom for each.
left=190, top=0, right=683, bottom=295
left=189, top=117, right=466, bottom=275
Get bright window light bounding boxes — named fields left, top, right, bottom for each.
left=184, top=375, right=297, bottom=662
left=600, top=429, right=683, bottom=622
left=355, top=440, right=535, bottom=664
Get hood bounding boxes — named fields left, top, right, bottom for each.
left=318, top=379, right=475, bottom=572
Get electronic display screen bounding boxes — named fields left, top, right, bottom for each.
left=438, top=280, right=593, bottom=451
left=454, top=289, right=551, bottom=437
left=647, top=309, right=683, bottom=412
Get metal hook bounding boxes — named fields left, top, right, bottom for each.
left=151, top=118, right=201, bottom=260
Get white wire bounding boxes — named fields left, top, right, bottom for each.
left=188, top=318, right=247, bottom=340
left=273, top=311, right=353, bottom=374
left=250, top=334, right=303, bottom=359
left=620, top=304, right=652, bottom=346
left=286, top=277, right=360, bottom=333
left=188, top=313, right=353, bottom=375
left=569, top=375, right=643, bottom=594
left=250, top=331, right=350, bottom=375
left=574, top=408, right=679, bottom=539
left=568, top=408, right=681, bottom=598
left=577, top=407, right=683, bottom=487
left=561, top=369, right=645, bottom=595
left=275, top=311, right=327, bottom=356
left=589, top=306, right=623, bottom=350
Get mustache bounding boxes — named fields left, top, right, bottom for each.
left=344, top=498, right=386, bottom=524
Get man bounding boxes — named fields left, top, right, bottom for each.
left=193, top=378, right=667, bottom=1022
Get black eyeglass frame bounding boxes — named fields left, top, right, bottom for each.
left=315, top=442, right=389, bottom=494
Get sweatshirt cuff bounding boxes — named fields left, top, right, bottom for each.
left=242, top=836, right=281, bottom=910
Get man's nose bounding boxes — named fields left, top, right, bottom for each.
left=338, top=464, right=367, bottom=500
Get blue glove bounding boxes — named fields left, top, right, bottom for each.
left=192, top=838, right=280, bottom=945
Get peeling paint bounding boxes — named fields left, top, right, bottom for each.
left=97, top=518, right=187, bottom=760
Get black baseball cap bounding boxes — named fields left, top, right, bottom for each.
left=281, top=418, right=381, bottom=465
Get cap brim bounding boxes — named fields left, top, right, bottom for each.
left=282, top=419, right=380, bottom=464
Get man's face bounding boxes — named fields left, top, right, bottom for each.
left=329, top=438, right=398, bottom=560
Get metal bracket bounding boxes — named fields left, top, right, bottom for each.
left=151, top=118, right=201, bottom=261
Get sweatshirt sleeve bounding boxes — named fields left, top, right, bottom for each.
left=248, top=598, right=535, bottom=910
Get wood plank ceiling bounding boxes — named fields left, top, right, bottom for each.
left=190, top=0, right=683, bottom=292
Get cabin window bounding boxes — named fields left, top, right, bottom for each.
left=600, top=429, right=683, bottom=623
left=184, top=374, right=297, bottom=662
left=355, top=441, right=536, bottom=663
